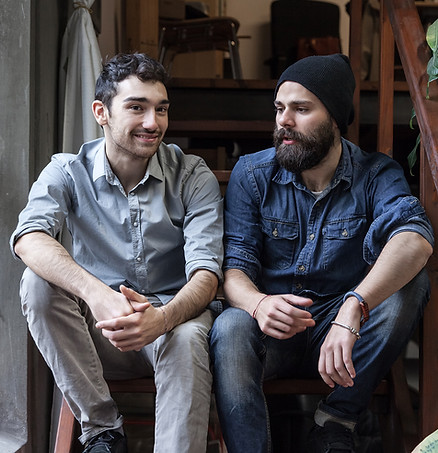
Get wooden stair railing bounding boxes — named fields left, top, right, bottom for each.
left=385, top=0, right=438, bottom=442
left=353, top=0, right=438, bottom=442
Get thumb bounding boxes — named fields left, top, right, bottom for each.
left=130, top=300, right=151, bottom=312
left=120, top=284, right=148, bottom=302
left=284, top=295, right=314, bottom=308
left=120, top=285, right=151, bottom=312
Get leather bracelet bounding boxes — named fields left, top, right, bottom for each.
left=331, top=321, right=361, bottom=340
left=343, top=290, right=369, bottom=326
left=252, top=294, right=271, bottom=319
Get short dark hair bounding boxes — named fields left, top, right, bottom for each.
left=95, top=53, right=170, bottom=111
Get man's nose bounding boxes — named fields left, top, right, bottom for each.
left=141, top=111, right=158, bottom=130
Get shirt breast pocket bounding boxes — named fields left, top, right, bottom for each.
left=260, top=218, right=299, bottom=270
left=322, top=217, right=367, bottom=270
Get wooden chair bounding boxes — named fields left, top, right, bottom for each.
left=53, top=167, right=421, bottom=452
left=268, top=0, right=341, bottom=78
left=54, top=354, right=414, bottom=452
left=158, top=17, right=243, bottom=79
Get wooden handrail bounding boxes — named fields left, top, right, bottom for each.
left=376, top=0, right=438, bottom=441
left=384, top=0, right=438, bottom=186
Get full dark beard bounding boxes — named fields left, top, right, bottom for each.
left=274, top=118, right=335, bottom=174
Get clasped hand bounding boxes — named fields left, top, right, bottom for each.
left=94, top=285, right=164, bottom=352
left=254, top=294, right=315, bottom=339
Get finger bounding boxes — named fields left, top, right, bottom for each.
left=282, top=295, right=314, bottom=308
left=288, top=298, right=314, bottom=308
left=331, top=347, right=354, bottom=387
left=266, top=317, right=313, bottom=337
left=130, top=300, right=151, bottom=312
left=96, top=317, right=126, bottom=330
left=343, top=350, right=356, bottom=380
left=263, top=299, right=314, bottom=323
left=120, top=285, right=149, bottom=303
left=319, top=352, right=335, bottom=388
left=109, top=334, right=143, bottom=352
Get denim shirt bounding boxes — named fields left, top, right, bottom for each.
left=11, top=138, right=224, bottom=302
left=224, top=138, right=433, bottom=298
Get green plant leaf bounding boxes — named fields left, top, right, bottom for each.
left=407, top=20, right=437, bottom=170
left=409, top=108, right=416, bottom=129
left=427, top=54, right=438, bottom=98
left=426, top=19, right=438, bottom=52
left=426, top=20, right=438, bottom=98
left=407, top=133, right=421, bottom=176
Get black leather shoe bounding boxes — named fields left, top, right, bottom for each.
left=307, top=422, right=355, bottom=452
left=83, top=430, right=128, bottom=453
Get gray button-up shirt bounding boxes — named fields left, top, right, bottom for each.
left=11, top=138, right=224, bottom=303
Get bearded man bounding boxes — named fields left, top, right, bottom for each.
left=209, top=54, right=433, bottom=453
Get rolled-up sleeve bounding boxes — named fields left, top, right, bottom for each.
left=182, top=161, right=224, bottom=283
left=10, top=158, right=71, bottom=259
left=364, top=196, right=434, bottom=264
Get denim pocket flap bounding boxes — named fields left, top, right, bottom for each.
left=323, top=217, right=365, bottom=240
left=260, top=218, right=299, bottom=240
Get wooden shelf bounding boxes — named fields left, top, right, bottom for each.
left=361, top=80, right=410, bottom=92
left=416, top=1, right=438, bottom=8
left=168, top=119, right=274, bottom=139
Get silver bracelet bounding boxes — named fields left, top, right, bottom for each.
left=331, top=321, right=361, bottom=340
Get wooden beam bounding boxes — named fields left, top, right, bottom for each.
left=348, top=0, right=362, bottom=145
left=378, top=1, right=395, bottom=157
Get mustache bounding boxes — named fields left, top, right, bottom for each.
left=274, top=128, right=304, bottom=150
left=274, top=128, right=305, bottom=141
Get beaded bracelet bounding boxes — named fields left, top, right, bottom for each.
left=331, top=321, right=361, bottom=340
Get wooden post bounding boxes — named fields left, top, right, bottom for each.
left=378, top=1, right=394, bottom=157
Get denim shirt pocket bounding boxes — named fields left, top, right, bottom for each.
left=260, top=218, right=299, bottom=270
left=321, top=216, right=367, bottom=271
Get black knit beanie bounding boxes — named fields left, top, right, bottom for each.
left=274, top=54, right=355, bottom=134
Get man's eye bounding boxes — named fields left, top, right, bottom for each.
left=130, top=105, right=142, bottom=111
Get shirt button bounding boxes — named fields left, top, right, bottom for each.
left=298, top=265, right=305, bottom=272
left=272, top=228, right=278, bottom=237
left=296, top=283, right=303, bottom=290
left=136, top=257, right=142, bottom=262
left=342, top=229, right=348, bottom=237
left=309, top=233, right=315, bottom=240
left=133, top=221, right=138, bottom=227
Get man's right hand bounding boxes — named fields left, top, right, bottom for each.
left=254, top=294, right=315, bottom=339
left=85, top=285, right=136, bottom=324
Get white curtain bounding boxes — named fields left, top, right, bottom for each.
left=59, top=0, right=103, bottom=155
left=52, top=5, right=104, bottom=444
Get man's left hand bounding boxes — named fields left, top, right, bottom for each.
left=95, top=285, right=165, bottom=352
left=318, top=322, right=358, bottom=388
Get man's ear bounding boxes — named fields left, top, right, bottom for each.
left=92, top=100, right=108, bottom=126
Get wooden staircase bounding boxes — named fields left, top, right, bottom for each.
left=349, top=0, right=438, bottom=444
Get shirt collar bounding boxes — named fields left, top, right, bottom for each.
left=146, top=147, right=165, bottom=183
left=92, top=139, right=108, bottom=182
left=92, top=141, right=165, bottom=186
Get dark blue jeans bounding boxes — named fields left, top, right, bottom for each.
left=210, top=269, right=429, bottom=453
